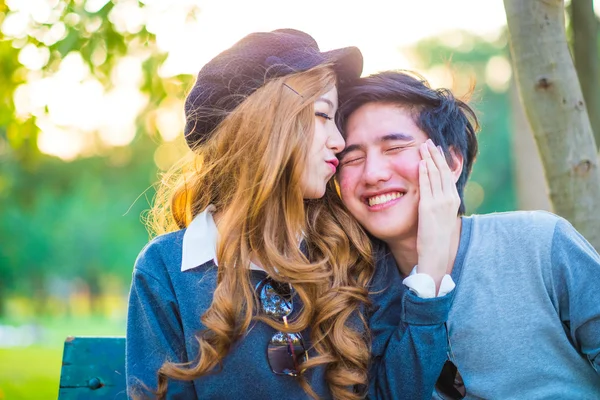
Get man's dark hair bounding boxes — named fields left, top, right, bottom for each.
left=337, top=70, right=479, bottom=215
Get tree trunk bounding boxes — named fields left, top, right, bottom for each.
left=571, top=0, right=600, bottom=147
left=503, top=0, right=600, bottom=250
left=509, top=80, right=552, bottom=212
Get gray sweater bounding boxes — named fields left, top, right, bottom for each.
left=445, top=211, right=600, bottom=399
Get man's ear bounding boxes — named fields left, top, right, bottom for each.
left=448, top=146, right=464, bottom=183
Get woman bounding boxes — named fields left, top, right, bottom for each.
left=126, top=29, right=375, bottom=399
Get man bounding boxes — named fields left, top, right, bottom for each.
left=337, top=71, right=600, bottom=399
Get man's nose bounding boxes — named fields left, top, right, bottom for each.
left=363, top=154, right=391, bottom=186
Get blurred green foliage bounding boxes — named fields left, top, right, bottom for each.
left=0, top=1, right=194, bottom=315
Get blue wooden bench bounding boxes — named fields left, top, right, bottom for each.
left=58, top=336, right=127, bottom=399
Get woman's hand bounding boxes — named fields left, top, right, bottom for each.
left=416, top=139, right=461, bottom=293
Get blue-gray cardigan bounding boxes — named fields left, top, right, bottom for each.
left=126, top=230, right=451, bottom=399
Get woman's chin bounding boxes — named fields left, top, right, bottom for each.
left=302, top=185, right=327, bottom=200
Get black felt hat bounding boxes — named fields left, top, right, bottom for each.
left=183, top=28, right=363, bottom=147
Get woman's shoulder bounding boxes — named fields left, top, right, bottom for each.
left=133, top=229, right=187, bottom=280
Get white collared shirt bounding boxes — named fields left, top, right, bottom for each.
left=181, top=207, right=454, bottom=298
left=402, top=266, right=456, bottom=298
left=181, top=205, right=264, bottom=272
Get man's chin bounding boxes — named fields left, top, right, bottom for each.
left=361, top=220, right=416, bottom=243
left=364, top=227, right=400, bottom=241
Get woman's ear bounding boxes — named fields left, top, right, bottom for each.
left=448, top=146, right=464, bottom=183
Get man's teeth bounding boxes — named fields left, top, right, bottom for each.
left=368, top=192, right=403, bottom=206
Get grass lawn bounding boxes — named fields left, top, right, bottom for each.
left=0, top=346, right=62, bottom=400
left=0, top=316, right=125, bottom=400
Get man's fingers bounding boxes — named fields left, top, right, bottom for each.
left=426, top=140, right=459, bottom=197
left=419, top=159, right=432, bottom=200
left=425, top=140, right=454, bottom=193
left=428, top=140, right=450, bottom=172
left=420, top=142, right=442, bottom=195
left=437, top=146, right=459, bottom=195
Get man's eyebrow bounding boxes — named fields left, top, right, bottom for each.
left=316, top=97, right=335, bottom=109
left=380, top=133, right=415, bottom=142
left=338, top=143, right=364, bottom=160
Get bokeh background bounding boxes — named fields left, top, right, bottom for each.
left=0, top=0, right=598, bottom=398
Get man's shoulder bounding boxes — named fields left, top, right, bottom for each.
left=464, top=210, right=565, bottom=254
left=470, top=210, right=562, bottom=233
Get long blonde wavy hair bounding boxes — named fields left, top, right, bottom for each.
left=148, top=64, right=375, bottom=399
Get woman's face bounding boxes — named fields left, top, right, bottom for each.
left=301, top=85, right=345, bottom=199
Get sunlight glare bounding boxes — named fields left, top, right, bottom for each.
left=85, top=0, right=111, bottom=14
left=108, top=0, right=146, bottom=35
left=30, top=0, right=53, bottom=24
left=485, top=56, right=512, bottom=93
left=18, top=44, right=50, bottom=71
left=49, top=78, right=105, bottom=130
left=1, top=9, right=29, bottom=38
left=14, top=74, right=57, bottom=119
left=156, top=100, right=185, bottom=142
left=98, top=88, right=148, bottom=147
left=42, top=21, right=67, bottom=46
left=56, top=52, right=89, bottom=82
left=37, top=117, right=88, bottom=161
left=423, top=65, right=454, bottom=90
left=154, top=141, right=186, bottom=170
left=465, top=181, right=485, bottom=211
left=112, top=56, right=144, bottom=87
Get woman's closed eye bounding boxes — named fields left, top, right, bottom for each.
left=315, top=112, right=333, bottom=121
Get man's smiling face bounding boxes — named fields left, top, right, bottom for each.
left=337, top=102, right=430, bottom=242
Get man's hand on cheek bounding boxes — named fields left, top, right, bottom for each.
left=416, top=139, right=461, bottom=293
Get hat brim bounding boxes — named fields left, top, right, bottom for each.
left=321, top=46, right=363, bottom=85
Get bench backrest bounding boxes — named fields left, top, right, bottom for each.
left=58, top=336, right=127, bottom=399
